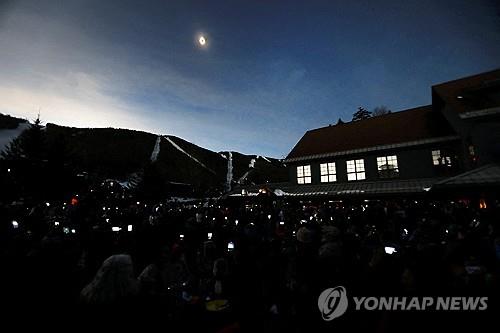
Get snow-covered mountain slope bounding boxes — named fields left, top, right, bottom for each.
left=0, top=113, right=287, bottom=192
left=0, top=114, right=29, bottom=153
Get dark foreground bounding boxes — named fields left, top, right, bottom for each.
left=1, top=183, right=498, bottom=331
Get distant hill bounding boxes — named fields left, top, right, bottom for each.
left=0, top=114, right=287, bottom=195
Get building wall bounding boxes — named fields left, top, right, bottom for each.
left=467, top=116, right=500, bottom=164
left=433, top=90, right=500, bottom=169
left=288, top=142, right=462, bottom=185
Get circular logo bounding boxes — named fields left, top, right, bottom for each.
left=318, top=286, right=348, bottom=321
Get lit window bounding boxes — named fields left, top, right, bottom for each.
left=346, top=159, right=365, bottom=181
left=432, top=150, right=441, bottom=166
left=297, top=165, right=311, bottom=184
left=432, top=150, right=452, bottom=167
left=320, top=162, right=337, bottom=183
left=377, top=155, right=399, bottom=178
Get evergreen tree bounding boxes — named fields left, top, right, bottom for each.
left=352, top=107, right=372, bottom=121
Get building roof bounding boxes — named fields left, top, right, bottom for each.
left=434, top=164, right=500, bottom=188
left=286, top=105, right=456, bottom=161
left=432, top=68, right=500, bottom=116
left=230, top=178, right=439, bottom=197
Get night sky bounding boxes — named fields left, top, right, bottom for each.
left=1, top=0, right=499, bottom=157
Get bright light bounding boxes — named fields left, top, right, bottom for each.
left=279, top=221, right=284, bottom=225
left=227, top=241, right=234, bottom=250
left=235, top=220, right=239, bottom=226
left=384, top=247, right=397, bottom=255
left=267, top=214, right=272, bottom=220
left=199, top=36, right=206, bottom=45
left=127, top=225, right=133, bottom=232
left=12, top=220, right=19, bottom=228
left=45, top=202, right=50, bottom=207
left=479, top=199, right=487, bottom=209
left=71, top=229, right=76, bottom=234
left=54, top=221, right=60, bottom=226
left=207, top=232, right=213, bottom=240
left=112, top=227, right=121, bottom=232
left=179, top=234, right=184, bottom=240
left=7, top=168, right=11, bottom=173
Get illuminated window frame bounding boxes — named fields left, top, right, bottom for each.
left=432, top=150, right=452, bottom=167
left=297, top=165, right=311, bottom=184
left=376, top=155, right=399, bottom=178
left=320, top=162, right=337, bottom=183
left=346, top=159, right=365, bottom=181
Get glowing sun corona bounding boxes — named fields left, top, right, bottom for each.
left=198, top=36, right=206, bottom=46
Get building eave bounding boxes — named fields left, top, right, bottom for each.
left=229, top=178, right=441, bottom=197
left=459, top=106, right=500, bottom=119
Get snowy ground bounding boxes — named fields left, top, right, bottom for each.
left=150, top=136, right=162, bottom=162
left=226, top=152, right=233, bottom=191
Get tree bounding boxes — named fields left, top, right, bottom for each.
left=1, top=115, right=45, bottom=161
left=352, top=107, right=372, bottom=121
left=372, top=106, right=392, bottom=117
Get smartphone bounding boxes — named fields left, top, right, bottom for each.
left=227, top=241, right=234, bottom=251
left=207, top=232, right=213, bottom=240
left=179, top=234, right=185, bottom=241
left=127, top=225, right=133, bottom=232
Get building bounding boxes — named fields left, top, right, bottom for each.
left=232, top=69, right=500, bottom=198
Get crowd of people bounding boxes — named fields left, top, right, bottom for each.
left=1, top=180, right=499, bottom=331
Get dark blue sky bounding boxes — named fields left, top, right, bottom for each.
left=1, top=0, right=499, bottom=157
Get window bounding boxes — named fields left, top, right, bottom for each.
left=297, top=165, right=311, bottom=184
left=432, top=150, right=452, bottom=167
left=377, top=155, right=399, bottom=178
left=346, top=159, right=365, bottom=181
left=320, top=162, right=337, bottom=183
